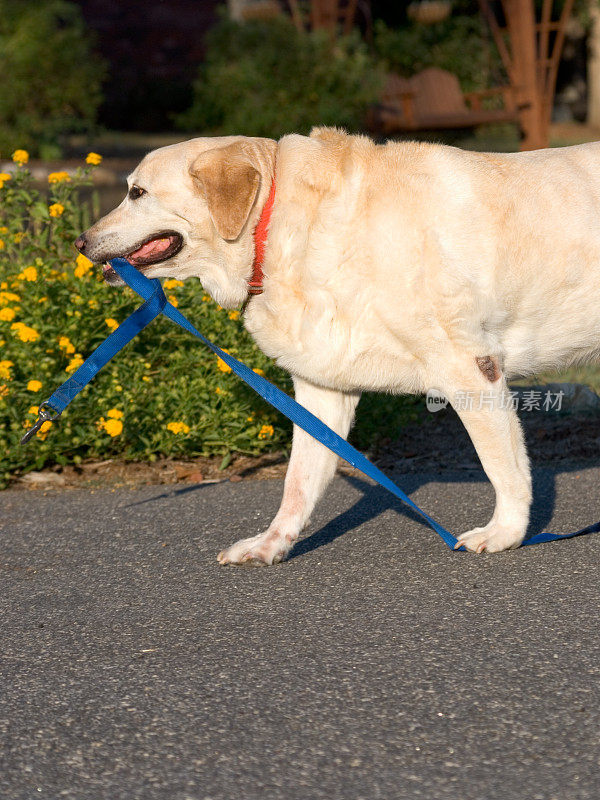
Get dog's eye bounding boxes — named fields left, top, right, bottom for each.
left=128, top=185, right=146, bottom=200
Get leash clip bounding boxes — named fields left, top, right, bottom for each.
left=20, top=402, right=61, bottom=446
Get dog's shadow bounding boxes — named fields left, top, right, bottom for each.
left=287, top=467, right=572, bottom=560
left=121, top=460, right=593, bottom=557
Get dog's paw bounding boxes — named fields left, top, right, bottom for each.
left=217, top=530, right=291, bottom=566
left=454, top=522, right=525, bottom=553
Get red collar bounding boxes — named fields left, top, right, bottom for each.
left=247, top=180, right=276, bottom=296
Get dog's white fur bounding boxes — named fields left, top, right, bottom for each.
left=82, top=128, right=600, bottom=562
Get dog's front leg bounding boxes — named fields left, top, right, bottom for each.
left=439, top=363, right=532, bottom=553
left=217, top=378, right=361, bottom=566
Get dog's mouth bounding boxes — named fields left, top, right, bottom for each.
left=102, top=231, right=184, bottom=281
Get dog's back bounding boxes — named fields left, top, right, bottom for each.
left=257, top=130, right=600, bottom=382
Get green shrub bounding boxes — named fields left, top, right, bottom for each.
left=374, top=14, right=502, bottom=93
left=0, top=0, right=106, bottom=158
left=176, top=15, right=384, bottom=139
left=0, top=151, right=421, bottom=486
left=0, top=153, right=295, bottom=484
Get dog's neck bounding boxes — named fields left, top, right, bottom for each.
left=247, top=180, right=276, bottom=297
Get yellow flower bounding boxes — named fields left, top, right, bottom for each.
left=11, top=322, right=39, bottom=342
left=168, top=295, right=178, bottom=308
left=25, top=417, right=47, bottom=436
left=0, top=308, right=15, bottom=322
left=215, top=386, right=225, bottom=395
left=88, top=299, right=99, bottom=309
left=86, top=152, right=102, bottom=166
left=0, top=173, right=11, bottom=183
left=50, top=268, right=67, bottom=280
left=166, top=421, right=190, bottom=435
left=29, top=405, right=39, bottom=415
left=163, top=279, right=184, bottom=289
left=142, top=376, right=150, bottom=382
left=48, top=203, right=65, bottom=217
left=216, top=349, right=232, bottom=373
left=18, top=266, right=37, bottom=282
left=258, top=424, right=274, bottom=439
left=12, top=150, right=29, bottom=165
left=0, top=360, right=13, bottom=380
left=27, top=380, right=43, bottom=392
left=105, top=318, right=119, bottom=332
left=38, top=296, right=47, bottom=303
left=66, top=355, right=84, bottom=373
left=228, top=310, right=240, bottom=321
left=0, top=240, right=4, bottom=250
left=253, top=368, right=265, bottom=376
left=13, top=232, right=25, bottom=243
left=0, top=384, right=8, bottom=397
left=74, top=253, right=93, bottom=278
left=38, top=420, right=52, bottom=440
left=107, top=408, right=123, bottom=419
left=0, top=291, right=19, bottom=304
left=58, top=336, right=75, bottom=354
left=47, top=171, right=70, bottom=184
left=99, top=417, right=122, bottom=437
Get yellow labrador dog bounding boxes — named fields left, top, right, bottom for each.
left=76, top=127, right=600, bottom=564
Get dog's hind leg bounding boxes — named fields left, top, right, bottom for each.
left=437, top=357, right=532, bottom=553
left=217, top=377, right=361, bottom=566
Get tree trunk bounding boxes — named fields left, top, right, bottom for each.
left=504, top=0, right=547, bottom=150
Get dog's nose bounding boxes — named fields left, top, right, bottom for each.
left=74, top=233, right=87, bottom=253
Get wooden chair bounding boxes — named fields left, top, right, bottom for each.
left=369, top=67, right=520, bottom=135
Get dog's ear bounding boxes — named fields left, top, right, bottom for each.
left=189, top=143, right=260, bottom=240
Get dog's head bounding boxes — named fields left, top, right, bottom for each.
left=75, top=136, right=276, bottom=308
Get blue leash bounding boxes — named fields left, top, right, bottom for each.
left=21, top=257, right=600, bottom=551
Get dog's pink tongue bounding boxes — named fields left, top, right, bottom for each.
left=128, top=237, right=171, bottom=262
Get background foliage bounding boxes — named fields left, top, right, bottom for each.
left=0, top=2, right=510, bottom=150
left=373, top=15, right=502, bottom=93
left=176, top=15, right=384, bottom=138
left=0, top=0, right=106, bottom=158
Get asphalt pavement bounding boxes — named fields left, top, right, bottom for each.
left=1, top=466, right=599, bottom=800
